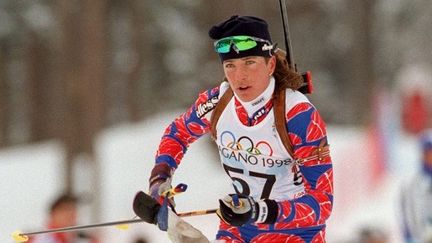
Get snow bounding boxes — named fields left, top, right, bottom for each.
left=0, top=110, right=419, bottom=243
left=0, top=142, right=66, bottom=243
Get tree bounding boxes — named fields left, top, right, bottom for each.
left=346, top=0, right=376, bottom=124
left=54, top=0, right=107, bottom=193
left=0, top=43, right=8, bottom=147
left=27, top=31, right=51, bottom=141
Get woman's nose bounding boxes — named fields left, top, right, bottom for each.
left=235, top=66, right=247, bottom=80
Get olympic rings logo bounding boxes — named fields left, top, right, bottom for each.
left=220, top=131, right=273, bottom=156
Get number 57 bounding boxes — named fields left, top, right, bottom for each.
left=223, top=164, right=276, bottom=199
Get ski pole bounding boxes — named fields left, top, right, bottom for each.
left=11, top=208, right=217, bottom=242
left=177, top=208, right=217, bottom=217
left=11, top=218, right=139, bottom=242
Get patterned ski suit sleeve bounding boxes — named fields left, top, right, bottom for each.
left=155, top=87, right=220, bottom=168
left=276, top=102, right=333, bottom=228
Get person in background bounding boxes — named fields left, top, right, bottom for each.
left=358, top=227, right=388, bottom=243
left=30, top=194, right=98, bottom=243
left=401, top=129, right=432, bottom=243
left=138, top=15, right=333, bottom=242
left=132, top=237, right=149, bottom=243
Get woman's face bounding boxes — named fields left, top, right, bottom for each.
left=223, top=56, right=276, bottom=102
left=51, top=202, right=77, bottom=227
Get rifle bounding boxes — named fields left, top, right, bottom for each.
left=278, top=0, right=313, bottom=94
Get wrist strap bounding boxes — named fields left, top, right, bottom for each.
left=255, top=201, right=269, bottom=223
left=255, top=199, right=278, bottom=224
left=149, top=162, right=173, bottom=186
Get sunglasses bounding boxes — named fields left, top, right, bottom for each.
left=214, top=35, right=273, bottom=54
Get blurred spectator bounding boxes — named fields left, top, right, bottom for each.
left=29, top=193, right=99, bottom=243
left=396, top=63, right=432, bottom=135
left=358, top=227, right=388, bottom=243
left=401, top=129, right=432, bottom=243
left=132, top=237, right=148, bottom=243
left=401, top=90, right=429, bottom=135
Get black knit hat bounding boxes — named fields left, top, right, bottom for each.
left=209, top=15, right=274, bottom=61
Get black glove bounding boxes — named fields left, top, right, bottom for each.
left=217, top=194, right=278, bottom=226
left=133, top=191, right=171, bottom=231
left=133, top=191, right=161, bottom=224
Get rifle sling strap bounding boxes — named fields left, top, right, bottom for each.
left=210, top=87, right=233, bottom=140
left=273, top=88, right=295, bottom=158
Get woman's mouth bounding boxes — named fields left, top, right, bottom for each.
left=238, top=86, right=250, bottom=91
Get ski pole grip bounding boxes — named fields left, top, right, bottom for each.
left=232, top=195, right=241, bottom=207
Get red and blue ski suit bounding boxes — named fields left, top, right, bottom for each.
left=153, top=82, right=333, bottom=243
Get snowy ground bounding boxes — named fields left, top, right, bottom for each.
left=0, top=110, right=419, bottom=243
